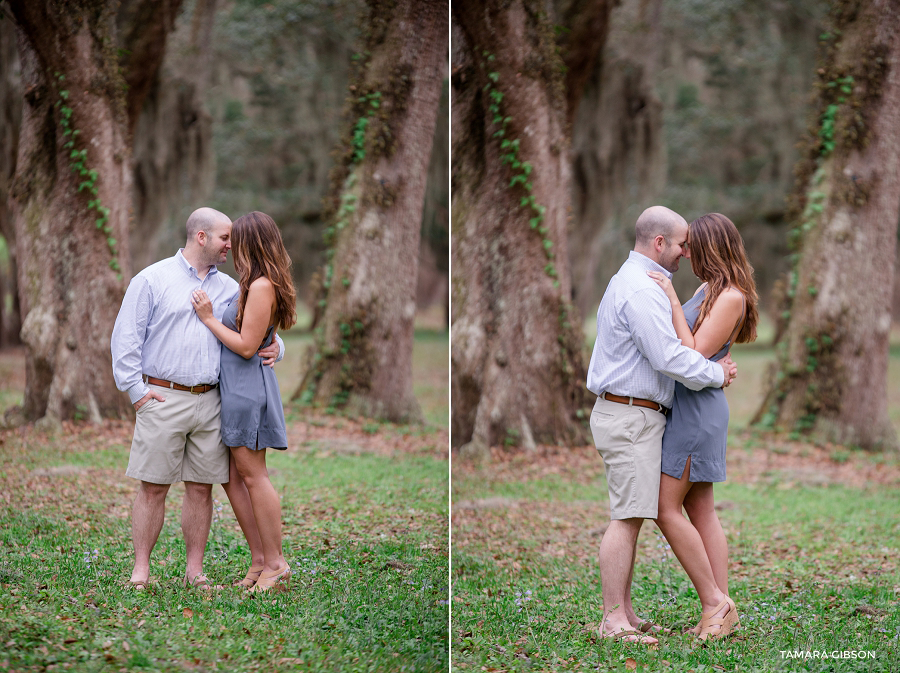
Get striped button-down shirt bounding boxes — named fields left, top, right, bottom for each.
left=586, top=251, right=724, bottom=408
left=111, top=250, right=283, bottom=405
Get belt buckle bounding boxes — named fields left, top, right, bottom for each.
left=189, top=384, right=202, bottom=395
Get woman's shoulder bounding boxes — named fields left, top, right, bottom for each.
left=713, top=287, right=745, bottom=310
left=248, top=276, right=275, bottom=293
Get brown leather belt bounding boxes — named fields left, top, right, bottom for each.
left=144, top=375, right=218, bottom=394
left=600, top=391, right=668, bottom=415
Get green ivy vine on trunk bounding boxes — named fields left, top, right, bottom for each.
left=54, top=73, right=120, bottom=281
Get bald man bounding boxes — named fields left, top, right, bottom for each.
left=585, top=206, right=737, bottom=643
left=111, top=207, right=284, bottom=590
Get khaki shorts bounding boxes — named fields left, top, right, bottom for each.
left=126, top=384, right=229, bottom=484
left=590, top=396, right=667, bottom=520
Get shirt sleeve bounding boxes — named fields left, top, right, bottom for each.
left=274, top=333, right=285, bottom=362
left=111, top=275, right=152, bottom=404
left=622, top=287, right=725, bottom=390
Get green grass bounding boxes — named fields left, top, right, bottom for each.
left=454, top=317, right=900, bottom=671
left=453, top=476, right=900, bottom=672
left=0, top=322, right=449, bottom=671
left=0, top=428, right=448, bottom=672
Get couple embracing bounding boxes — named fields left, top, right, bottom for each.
left=111, top=207, right=296, bottom=593
left=588, top=206, right=759, bottom=644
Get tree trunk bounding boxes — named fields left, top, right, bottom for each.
left=294, top=0, right=447, bottom=422
left=753, top=0, right=900, bottom=450
left=451, top=0, right=612, bottom=455
left=7, top=0, right=175, bottom=425
left=0, top=14, right=22, bottom=348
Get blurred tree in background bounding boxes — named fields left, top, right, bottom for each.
left=295, top=0, right=447, bottom=422
left=754, top=0, right=900, bottom=451
left=4, top=0, right=180, bottom=425
left=126, top=0, right=218, bottom=274
left=206, top=0, right=449, bottom=315
left=566, top=0, right=828, bottom=317
left=0, top=12, right=22, bottom=349
left=208, top=0, right=360, bottom=297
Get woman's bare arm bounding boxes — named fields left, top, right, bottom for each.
left=647, top=273, right=743, bottom=359
left=690, top=289, right=744, bottom=359
left=647, top=271, right=694, bottom=346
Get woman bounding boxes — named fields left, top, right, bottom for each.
left=191, top=211, right=297, bottom=593
left=647, top=213, right=758, bottom=641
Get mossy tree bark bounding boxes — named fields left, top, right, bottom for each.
left=7, top=0, right=179, bottom=425
left=294, top=0, right=447, bottom=421
left=451, top=0, right=614, bottom=455
left=753, top=0, right=900, bottom=450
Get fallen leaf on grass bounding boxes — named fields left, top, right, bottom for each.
left=625, top=658, right=637, bottom=670
left=182, top=608, right=193, bottom=618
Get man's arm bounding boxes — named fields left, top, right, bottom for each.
left=111, top=276, right=153, bottom=404
left=623, top=288, right=727, bottom=389
left=257, top=333, right=284, bottom=367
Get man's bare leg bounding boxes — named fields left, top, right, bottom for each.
left=131, top=481, right=170, bottom=583
left=182, top=481, right=213, bottom=582
left=624, top=532, right=641, bottom=627
left=599, top=518, right=657, bottom=643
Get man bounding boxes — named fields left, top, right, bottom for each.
left=586, top=205, right=737, bottom=643
left=111, top=207, right=284, bottom=589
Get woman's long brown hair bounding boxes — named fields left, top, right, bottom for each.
left=689, top=213, right=758, bottom=344
left=231, top=211, right=297, bottom=332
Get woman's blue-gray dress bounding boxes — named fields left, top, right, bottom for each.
left=660, top=287, right=742, bottom=483
left=218, top=300, right=288, bottom=451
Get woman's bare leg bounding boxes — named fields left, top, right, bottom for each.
left=655, top=458, right=727, bottom=617
left=683, top=481, right=729, bottom=596
left=221, top=451, right=265, bottom=569
left=231, top=446, right=285, bottom=572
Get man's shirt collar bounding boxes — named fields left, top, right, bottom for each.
left=628, top=250, right=673, bottom=279
left=176, top=248, right=218, bottom=279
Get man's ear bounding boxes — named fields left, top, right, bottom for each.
left=654, top=235, right=666, bottom=253
left=197, top=230, right=207, bottom=247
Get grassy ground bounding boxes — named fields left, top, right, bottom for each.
left=452, top=325, right=900, bottom=672
left=0, top=327, right=449, bottom=672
